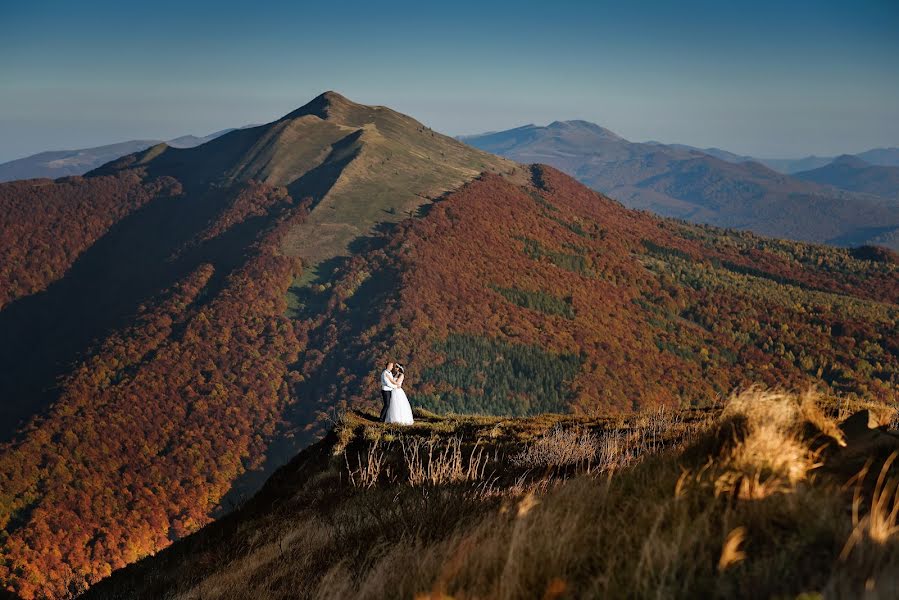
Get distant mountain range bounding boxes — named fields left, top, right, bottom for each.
left=462, top=121, right=899, bottom=250
left=667, top=144, right=899, bottom=173
left=6, top=120, right=898, bottom=184
left=0, top=129, right=239, bottom=182
left=793, top=154, right=899, bottom=200
left=6, top=118, right=899, bottom=252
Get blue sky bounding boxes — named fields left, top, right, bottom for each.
left=1, top=0, right=898, bottom=162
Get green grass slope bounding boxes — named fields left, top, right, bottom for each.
left=97, top=91, right=518, bottom=270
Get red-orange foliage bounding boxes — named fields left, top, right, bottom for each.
left=0, top=179, right=306, bottom=599
left=0, top=172, right=181, bottom=309
left=0, top=164, right=896, bottom=598
left=302, top=166, right=898, bottom=419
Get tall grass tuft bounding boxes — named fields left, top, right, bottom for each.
left=712, top=388, right=830, bottom=499
left=402, top=436, right=488, bottom=486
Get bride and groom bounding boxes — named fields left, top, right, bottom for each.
left=380, top=360, right=414, bottom=424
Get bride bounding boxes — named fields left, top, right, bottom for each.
left=384, top=363, right=414, bottom=425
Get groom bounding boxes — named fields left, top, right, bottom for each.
left=379, top=360, right=400, bottom=422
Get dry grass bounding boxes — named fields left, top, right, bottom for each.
left=510, top=423, right=660, bottom=476
left=402, top=436, right=489, bottom=487
left=842, top=452, right=899, bottom=559
left=712, top=388, right=833, bottom=499
left=83, top=389, right=899, bottom=600
left=345, top=439, right=390, bottom=488
left=717, top=526, right=747, bottom=572
left=511, top=425, right=599, bottom=470
left=833, top=396, right=898, bottom=428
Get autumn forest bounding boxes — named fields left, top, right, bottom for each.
left=0, top=98, right=897, bottom=599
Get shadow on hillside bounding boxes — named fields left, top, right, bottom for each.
left=286, top=222, right=397, bottom=320
left=285, top=129, right=363, bottom=210
left=216, top=248, right=401, bottom=516
left=347, top=222, right=396, bottom=254
left=0, top=183, right=291, bottom=442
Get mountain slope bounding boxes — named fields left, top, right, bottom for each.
left=0, top=140, right=160, bottom=182
left=291, top=165, right=897, bottom=422
left=462, top=121, right=899, bottom=250
left=665, top=143, right=756, bottom=164
left=95, top=91, right=516, bottom=268
left=794, top=154, right=899, bottom=200
left=0, top=130, right=235, bottom=183
left=0, top=92, right=513, bottom=599
left=0, top=97, right=897, bottom=598
left=668, top=146, right=835, bottom=174
left=856, top=147, right=899, bottom=167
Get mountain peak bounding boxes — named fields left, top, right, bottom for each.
left=830, top=154, right=870, bottom=168
left=314, top=90, right=356, bottom=109
left=282, top=90, right=365, bottom=122
left=546, top=120, right=623, bottom=140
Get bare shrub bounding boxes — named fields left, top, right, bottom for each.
left=595, top=430, right=641, bottom=473
left=513, top=409, right=696, bottom=476
left=635, top=404, right=682, bottom=450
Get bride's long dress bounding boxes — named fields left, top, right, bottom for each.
left=385, top=387, right=414, bottom=425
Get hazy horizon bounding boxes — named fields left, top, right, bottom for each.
left=2, top=0, right=898, bottom=163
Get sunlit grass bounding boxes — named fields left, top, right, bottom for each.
left=84, top=390, right=899, bottom=600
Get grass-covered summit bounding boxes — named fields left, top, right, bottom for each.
left=96, top=90, right=518, bottom=268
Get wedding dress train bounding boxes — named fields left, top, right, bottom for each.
left=384, top=387, right=414, bottom=425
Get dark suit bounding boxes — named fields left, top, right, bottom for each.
left=380, top=389, right=392, bottom=421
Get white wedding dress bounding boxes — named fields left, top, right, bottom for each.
left=384, top=387, right=414, bottom=425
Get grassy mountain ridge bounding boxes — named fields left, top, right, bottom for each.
left=94, top=91, right=517, bottom=267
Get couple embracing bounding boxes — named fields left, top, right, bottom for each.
left=380, top=360, right=414, bottom=424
